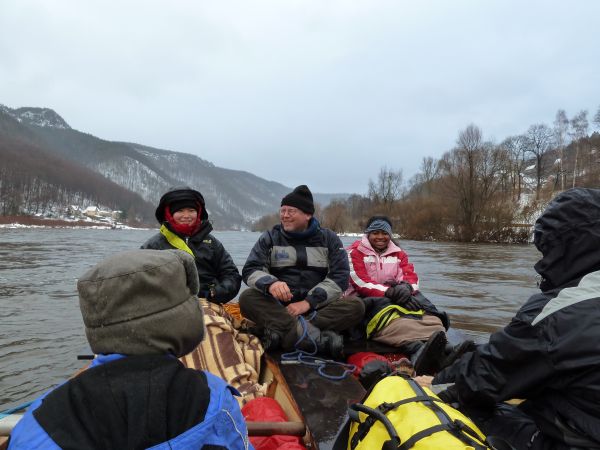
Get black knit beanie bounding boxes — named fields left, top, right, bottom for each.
left=281, top=185, right=315, bottom=214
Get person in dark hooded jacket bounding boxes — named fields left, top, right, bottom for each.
left=141, top=186, right=241, bottom=303
left=416, top=188, right=600, bottom=450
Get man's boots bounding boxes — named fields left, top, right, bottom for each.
left=249, top=326, right=283, bottom=351
left=296, top=321, right=344, bottom=360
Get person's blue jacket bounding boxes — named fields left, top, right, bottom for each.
left=9, top=354, right=253, bottom=450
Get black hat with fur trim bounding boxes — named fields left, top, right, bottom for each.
left=155, top=186, right=208, bottom=223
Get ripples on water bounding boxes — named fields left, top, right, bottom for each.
left=0, top=228, right=541, bottom=409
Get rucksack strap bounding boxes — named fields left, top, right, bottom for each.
left=349, top=403, right=400, bottom=450
left=404, top=378, right=489, bottom=450
left=398, top=423, right=453, bottom=450
left=378, top=395, right=445, bottom=414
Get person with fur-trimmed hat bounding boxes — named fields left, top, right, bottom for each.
left=142, top=186, right=241, bottom=303
left=239, top=185, right=365, bottom=359
left=8, top=250, right=251, bottom=450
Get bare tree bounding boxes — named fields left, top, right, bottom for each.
left=553, top=110, right=569, bottom=191
left=593, top=105, right=600, bottom=130
left=525, top=124, right=553, bottom=199
left=408, top=157, right=440, bottom=197
left=439, top=125, right=507, bottom=241
left=322, top=200, right=350, bottom=233
left=367, top=166, right=403, bottom=214
left=500, top=135, right=528, bottom=200
left=570, top=110, right=589, bottom=188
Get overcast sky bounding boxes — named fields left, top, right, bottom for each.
left=2, top=1, right=599, bottom=193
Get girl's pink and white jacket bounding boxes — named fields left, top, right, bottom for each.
left=345, top=235, right=419, bottom=298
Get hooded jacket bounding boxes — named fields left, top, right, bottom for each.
left=345, top=235, right=419, bottom=297
left=434, top=188, right=600, bottom=447
left=142, top=187, right=241, bottom=303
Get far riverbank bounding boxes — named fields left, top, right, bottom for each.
left=1, top=215, right=534, bottom=244
left=0, top=215, right=148, bottom=229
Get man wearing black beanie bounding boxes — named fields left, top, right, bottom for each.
left=280, top=184, right=315, bottom=215
left=239, top=185, right=364, bottom=359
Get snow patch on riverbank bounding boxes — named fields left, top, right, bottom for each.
left=0, top=223, right=148, bottom=230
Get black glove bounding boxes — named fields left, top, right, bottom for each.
left=383, top=279, right=399, bottom=287
left=385, top=283, right=420, bottom=311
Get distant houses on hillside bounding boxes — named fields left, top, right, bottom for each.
left=66, top=205, right=122, bottom=223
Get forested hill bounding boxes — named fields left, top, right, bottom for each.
left=0, top=104, right=346, bottom=228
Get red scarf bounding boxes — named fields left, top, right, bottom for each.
left=164, top=204, right=203, bottom=237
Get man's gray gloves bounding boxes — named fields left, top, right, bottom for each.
left=384, top=282, right=421, bottom=311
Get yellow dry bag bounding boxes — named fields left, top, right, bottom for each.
left=348, top=373, right=491, bottom=450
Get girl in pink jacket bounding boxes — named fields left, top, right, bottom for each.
left=346, top=216, right=472, bottom=375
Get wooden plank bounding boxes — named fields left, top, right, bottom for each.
left=247, top=421, right=306, bottom=436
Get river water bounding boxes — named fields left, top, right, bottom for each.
left=0, top=228, right=540, bottom=409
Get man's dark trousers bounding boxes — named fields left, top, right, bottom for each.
left=239, top=289, right=365, bottom=349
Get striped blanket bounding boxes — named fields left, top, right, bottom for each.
left=180, top=299, right=268, bottom=406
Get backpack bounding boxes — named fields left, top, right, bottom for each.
left=347, top=373, right=491, bottom=450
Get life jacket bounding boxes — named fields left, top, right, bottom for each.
left=348, top=373, right=491, bottom=450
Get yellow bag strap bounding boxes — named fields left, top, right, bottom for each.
left=366, top=305, right=424, bottom=338
left=399, top=377, right=489, bottom=450
left=160, top=224, right=195, bottom=257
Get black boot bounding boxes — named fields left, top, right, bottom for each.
left=319, top=330, right=344, bottom=360
left=296, top=321, right=344, bottom=360
left=412, top=330, right=447, bottom=376
left=259, top=327, right=282, bottom=351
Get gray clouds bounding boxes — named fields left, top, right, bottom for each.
left=2, top=1, right=599, bottom=192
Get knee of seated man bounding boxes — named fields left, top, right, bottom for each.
left=344, top=296, right=366, bottom=317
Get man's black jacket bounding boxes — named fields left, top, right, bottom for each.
left=242, top=219, right=349, bottom=310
